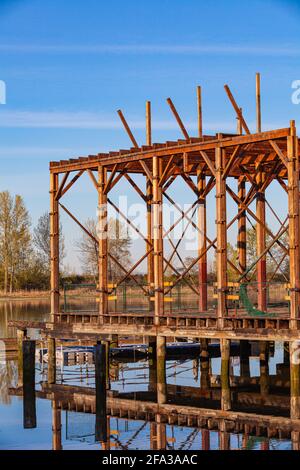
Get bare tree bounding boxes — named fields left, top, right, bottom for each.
left=76, top=217, right=131, bottom=282
left=33, top=212, right=65, bottom=267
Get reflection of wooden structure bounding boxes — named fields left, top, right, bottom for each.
left=47, top=73, right=299, bottom=340
left=9, top=383, right=300, bottom=450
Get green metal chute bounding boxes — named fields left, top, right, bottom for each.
left=239, top=283, right=275, bottom=317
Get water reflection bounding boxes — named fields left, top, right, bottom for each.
left=0, top=301, right=299, bottom=450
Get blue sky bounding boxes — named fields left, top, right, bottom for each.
left=0, top=0, right=300, bottom=270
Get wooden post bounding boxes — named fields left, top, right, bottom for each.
left=219, top=420, right=230, bottom=450
left=98, top=165, right=108, bottom=321
left=215, top=145, right=227, bottom=326
left=52, top=401, right=62, bottom=450
left=240, top=340, right=250, bottom=377
left=256, top=73, right=261, bottom=133
left=201, top=429, right=210, bottom=450
left=287, top=121, right=300, bottom=329
left=95, top=342, right=107, bottom=443
left=259, top=341, right=269, bottom=397
left=200, top=338, right=210, bottom=389
left=290, top=341, right=300, bottom=419
left=50, top=172, right=59, bottom=322
left=256, top=170, right=267, bottom=311
left=197, top=170, right=207, bottom=311
left=153, top=156, right=164, bottom=324
left=156, top=413, right=166, bottom=450
left=48, top=337, right=56, bottom=384
left=237, top=108, right=243, bottom=135
left=157, top=336, right=166, bottom=404
left=220, top=339, right=231, bottom=411
left=147, top=177, right=154, bottom=294
left=23, top=339, right=36, bottom=429
left=237, top=177, right=246, bottom=273
left=150, top=421, right=158, bottom=450
left=292, top=431, right=300, bottom=451
left=197, top=86, right=203, bottom=138
left=17, top=329, right=26, bottom=386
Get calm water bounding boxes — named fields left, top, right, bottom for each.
left=0, top=301, right=296, bottom=450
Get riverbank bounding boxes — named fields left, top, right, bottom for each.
left=0, top=290, right=50, bottom=301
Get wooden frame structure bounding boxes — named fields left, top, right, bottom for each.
left=47, top=73, right=300, bottom=342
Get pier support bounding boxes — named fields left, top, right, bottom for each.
left=287, top=121, right=300, bottom=329
left=48, top=338, right=56, bottom=384
left=157, top=336, right=167, bottom=404
left=17, top=329, right=26, bottom=386
left=98, top=166, right=108, bottom=321
left=200, top=338, right=210, bottom=390
left=201, top=429, right=210, bottom=450
left=52, top=401, right=62, bottom=450
left=240, top=340, right=251, bottom=377
left=259, top=341, right=269, bottom=398
left=237, top=176, right=246, bottom=273
left=256, top=170, right=267, bottom=312
left=220, top=339, right=231, bottom=411
left=23, top=339, right=36, bottom=429
left=156, top=414, right=167, bottom=450
left=290, top=340, right=300, bottom=419
left=219, top=420, right=230, bottom=450
left=153, top=156, right=164, bottom=325
left=50, top=172, right=60, bottom=323
left=95, top=342, right=107, bottom=443
left=215, top=146, right=227, bottom=327
left=197, top=170, right=207, bottom=311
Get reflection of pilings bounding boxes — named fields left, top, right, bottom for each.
left=291, top=431, right=300, bottom=451
left=220, top=339, right=231, bottom=411
left=149, top=337, right=157, bottom=358
left=240, top=340, right=250, bottom=377
left=156, top=414, right=166, bottom=450
left=149, top=357, right=157, bottom=393
left=284, top=342, right=289, bottom=364
left=259, top=341, right=269, bottom=398
left=23, top=339, right=36, bottom=429
left=150, top=422, right=158, bottom=450
left=52, top=401, right=62, bottom=450
left=48, top=338, right=56, bottom=384
left=157, top=336, right=166, bottom=405
left=260, top=439, right=269, bottom=450
left=95, top=343, right=107, bottom=444
left=219, top=420, right=230, bottom=450
left=201, top=429, right=210, bottom=450
left=290, top=341, right=300, bottom=419
left=200, top=338, right=210, bottom=390
left=17, top=329, right=26, bottom=387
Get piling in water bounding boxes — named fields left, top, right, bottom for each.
left=23, top=339, right=36, bottom=429
left=95, top=342, right=107, bottom=443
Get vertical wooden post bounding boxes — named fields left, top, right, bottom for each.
left=52, top=401, right=62, bottom=450
left=256, top=170, right=267, bottom=311
left=259, top=341, right=269, bottom=397
left=200, top=338, right=210, bottom=389
left=95, top=342, right=107, bottom=443
left=98, top=165, right=108, bottom=321
left=290, top=341, right=300, bottom=419
left=23, top=339, right=36, bottom=429
left=157, top=336, right=166, bottom=404
left=50, top=172, right=59, bottom=322
left=17, top=329, right=26, bottom=386
left=48, top=337, right=56, bottom=384
left=201, top=429, right=210, bottom=450
left=240, top=340, right=250, bottom=377
left=220, top=339, right=231, bottom=411
left=237, top=108, right=243, bottom=135
left=256, top=73, right=261, bottom=133
left=153, top=156, right=164, bottom=324
left=147, top=178, right=154, bottom=291
left=197, top=170, right=207, bottom=311
left=215, top=144, right=227, bottom=326
left=287, top=121, right=300, bottom=329
left=237, top=177, right=246, bottom=273
left=197, top=86, right=203, bottom=138
left=156, top=414, right=167, bottom=450
left=219, top=420, right=230, bottom=450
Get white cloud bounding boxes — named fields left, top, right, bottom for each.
left=0, top=109, right=284, bottom=132
left=0, top=43, right=299, bottom=56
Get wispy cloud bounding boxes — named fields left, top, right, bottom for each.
left=0, top=109, right=284, bottom=133
left=0, top=43, right=299, bottom=56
